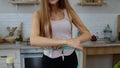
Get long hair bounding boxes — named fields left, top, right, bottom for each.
left=38, top=0, right=75, bottom=38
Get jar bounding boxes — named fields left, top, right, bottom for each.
left=103, top=24, right=112, bottom=40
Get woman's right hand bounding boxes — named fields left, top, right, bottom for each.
left=66, top=39, right=83, bottom=51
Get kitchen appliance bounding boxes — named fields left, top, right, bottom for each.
left=20, top=48, right=43, bottom=68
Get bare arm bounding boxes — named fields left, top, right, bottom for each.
left=71, top=10, right=91, bottom=42
left=65, top=10, right=91, bottom=51
left=30, top=11, right=66, bottom=47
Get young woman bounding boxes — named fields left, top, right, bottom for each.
left=30, top=0, right=91, bottom=68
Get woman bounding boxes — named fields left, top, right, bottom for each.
left=30, top=0, right=91, bottom=68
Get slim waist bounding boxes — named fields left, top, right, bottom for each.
left=45, top=46, right=73, bottom=50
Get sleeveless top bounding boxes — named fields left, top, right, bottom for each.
left=43, top=9, right=74, bottom=61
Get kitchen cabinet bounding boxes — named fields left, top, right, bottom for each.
left=79, top=0, right=103, bottom=6
left=83, top=45, right=120, bottom=68
left=8, top=0, right=40, bottom=9
left=9, top=0, right=40, bottom=5
left=0, top=49, right=21, bottom=68
left=0, top=64, right=7, bottom=68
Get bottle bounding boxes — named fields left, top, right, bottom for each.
left=95, top=32, right=99, bottom=40
left=118, top=32, right=120, bottom=41
left=103, top=24, right=112, bottom=40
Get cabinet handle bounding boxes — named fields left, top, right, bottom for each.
left=0, top=56, right=7, bottom=58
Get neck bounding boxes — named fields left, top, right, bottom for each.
left=50, top=4, right=60, bottom=13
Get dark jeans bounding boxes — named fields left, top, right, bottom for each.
left=42, top=51, right=78, bottom=68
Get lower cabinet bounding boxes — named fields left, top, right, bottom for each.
left=0, top=49, right=21, bottom=68
left=0, top=63, right=21, bottom=68
left=0, top=64, right=7, bottom=68
left=14, top=63, right=21, bottom=68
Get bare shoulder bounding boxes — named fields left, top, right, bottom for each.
left=69, top=10, right=81, bottom=24
left=71, top=10, right=79, bottom=19
left=32, top=9, right=41, bottom=18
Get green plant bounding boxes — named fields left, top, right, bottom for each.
left=114, top=61, right=120, bottom=68
left=15, top=37, right=21, bottom=41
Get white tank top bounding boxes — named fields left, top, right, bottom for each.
left=43, top=9, right=74, bottom=60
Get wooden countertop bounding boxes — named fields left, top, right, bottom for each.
left=82, top=41, right=120, bottom=47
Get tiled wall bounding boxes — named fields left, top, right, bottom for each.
left=0, top=13, right=32, bottom=38
left=79, top=14, right=118, bottom=38
left=0, top=13, right=118, bottom=39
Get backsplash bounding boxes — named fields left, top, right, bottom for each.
left=0, top=13, right=118, bottom=39
left=0, top=13, right=32, bottom=38
left=79, top=14, right=118, bottom=38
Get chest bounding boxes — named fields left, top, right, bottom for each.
left=51, top=19, right=71, bottom=33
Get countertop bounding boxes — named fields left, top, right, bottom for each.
left=0, top=43, right=41, bottom=50
left=0, top=41, right=120, bottom=49
left=82, top=41, right=120, bottom=47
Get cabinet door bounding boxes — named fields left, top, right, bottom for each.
left=0, top=56, right=7, bottom=64
left=0, top=49, right=20, bottom=63
left=14, top=64, right=21, bottom=68
left=0, top=64, right=21, bottom=68
left=0, top=64, right=7, bottom=68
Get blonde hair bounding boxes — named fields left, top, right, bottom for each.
left=38, top=0, right=75, bottom=38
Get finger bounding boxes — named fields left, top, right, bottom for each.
left=52, top=46, right=57, bottom=50
left=54, top=47, right=58, bottom=50
left=79, top=47, right=83, bottom=51
left=57, top=46, right=61, bottom=50
left=76, top=46, right=83, bottom=51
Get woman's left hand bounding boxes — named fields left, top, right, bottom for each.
left=66, top=39, right=83, bottom=51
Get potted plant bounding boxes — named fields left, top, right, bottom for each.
left=15, top=36, right=21, bottom=45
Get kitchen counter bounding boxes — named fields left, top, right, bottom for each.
left=0, top=41, right=120, bottom=68
left=82, top=41, right=120, bottom=47
left=0, top=43, right=42, bottom=50
left=82, top=41, right=120, bottom=68
left=0, top=41, right=120, bottom=50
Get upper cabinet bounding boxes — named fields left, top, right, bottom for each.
left=9, top=0, right=40, bottom=5
left=79, top=0, right=103, bottom=6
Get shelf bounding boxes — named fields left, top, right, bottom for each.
left=78, top=2, right=103, bottom=6
left=9, top=1, right=40, bottom=5
left=78, top=0, right=103, bottom=6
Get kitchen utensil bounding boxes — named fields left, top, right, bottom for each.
left=6, top=26, right=17, bottom=37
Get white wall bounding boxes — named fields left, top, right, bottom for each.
left=71, top=0, right=120, bottom=14
left=0, top=13, right=32, bottom=38
left=0, top=0, right=120, bottom=13
left=0, top=0, right=119, bottom=37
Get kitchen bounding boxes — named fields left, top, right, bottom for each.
left=0, top=0, right=120, bottom=68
